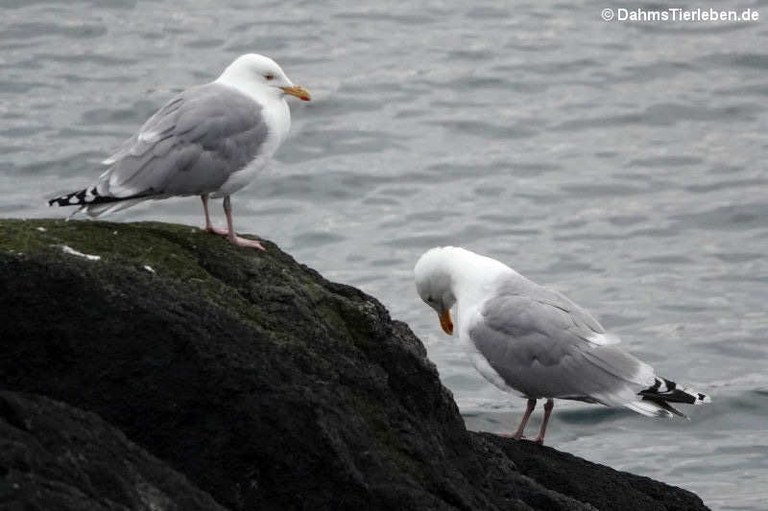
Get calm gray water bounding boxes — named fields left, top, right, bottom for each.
left=2, top=1, right=766, bottom=508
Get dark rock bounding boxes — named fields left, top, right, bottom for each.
left=0, top=219, right=710, bottom=510
left=0, top=390, right=224, bottom=510
left=476, top=433, right=708, bottom=511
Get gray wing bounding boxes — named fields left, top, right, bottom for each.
left=95, top=83, right=269, bottom=198
left=468, top=277, right=654, bottom=405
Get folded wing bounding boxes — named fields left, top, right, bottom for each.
left=96, top=83, right=269, bottom=200
left=468, top=277, right=656, bottom=407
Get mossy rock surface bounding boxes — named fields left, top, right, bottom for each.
left=0, top=219, right=710, bottom=510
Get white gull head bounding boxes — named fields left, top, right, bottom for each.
left=414, top=246, right=513, bottom=335
left=414, top=247, right=460, bottom=316
left=215, top=53, right=311, bottom=104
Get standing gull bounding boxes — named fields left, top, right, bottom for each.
left=414, top=246, right=710, bottom=444
left=48, top=54, right=311, bottom=250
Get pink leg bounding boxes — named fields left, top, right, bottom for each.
left=512, top=399, right=537, bottom=440
left=532, top=398, right=555, bottom=444
left=201, top=195, right=228, bottom=236
left=223, top=195, right=266, bottom=251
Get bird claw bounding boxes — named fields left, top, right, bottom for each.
left=229, top=235, right=266, bottom=251
left=498, top=432, right=526, bottom=441
left=202, top=226, right=265, bottom=251
left=204, top=226, right=230, bottom=237
left=502, top=433, right=544, bottom=444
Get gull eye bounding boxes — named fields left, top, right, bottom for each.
left=264, top=73, right=275, bottom=81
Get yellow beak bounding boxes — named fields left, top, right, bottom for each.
left=438, top=309, right=454, bottom=336
left=281, top=85, right=311, bottom=101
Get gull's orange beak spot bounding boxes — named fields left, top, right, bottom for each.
left=281, top=85, right=311, bottom=101
left=438, top=309, right=454, bottom=336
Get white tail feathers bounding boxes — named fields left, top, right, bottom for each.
left=624, top=400, right=675, bottom=418
left=81, top=197, right=152, bottom=218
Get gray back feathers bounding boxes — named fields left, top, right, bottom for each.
left=97, top=83, right=268, bottom=198
left=468, top=274, right=654, bottom=405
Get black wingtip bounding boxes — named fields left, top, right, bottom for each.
left=640, top=377, right=710, bottom=406
left=48, top=196, right=68, bottom=207
left=48, top=187, right=152, bottom=209
left=48, top=189, right=91, bottom=208
left=48, top=187, right=120, bottom=208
